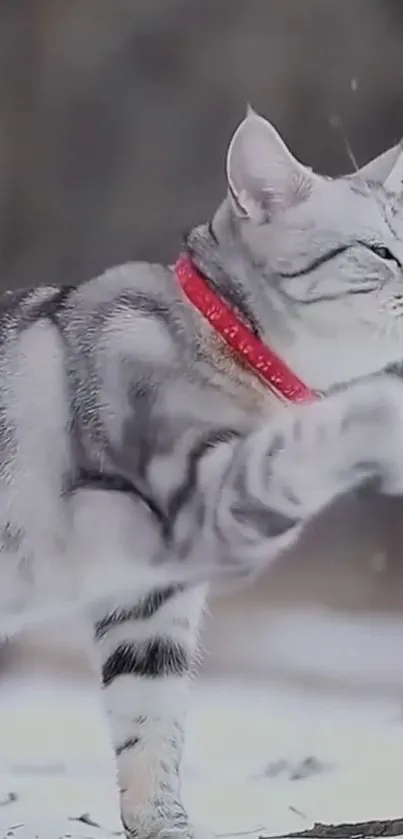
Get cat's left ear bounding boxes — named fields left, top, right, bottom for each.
left=226, top=108, right=316, bottom=222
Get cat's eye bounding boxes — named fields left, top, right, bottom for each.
left=369, top=244, right=397, bottom=262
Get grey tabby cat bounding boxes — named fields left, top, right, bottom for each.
left=2, top=108, right=403, bottom=839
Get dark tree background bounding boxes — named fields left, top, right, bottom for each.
left=1, top=0, right=403, bottom=290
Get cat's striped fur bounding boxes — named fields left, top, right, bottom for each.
left=3, top=110, right=403, bottom=839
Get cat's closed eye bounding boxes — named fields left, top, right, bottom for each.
left=368, top=243, right=400, bottom=265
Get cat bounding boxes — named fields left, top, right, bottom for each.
left=2, top=108, right=403, bottom=839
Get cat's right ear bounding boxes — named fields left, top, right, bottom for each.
left=356, top=144, right=403, bottom=187
left=226, top=109, right=315, bottom=222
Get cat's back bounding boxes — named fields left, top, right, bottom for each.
left=0, top=259, right=201, bottom=480
left=64, top=260, right=187, bottom=329
left=60, top=260, right=201, bottom=384
left=0, top=284, right=74, bottom=489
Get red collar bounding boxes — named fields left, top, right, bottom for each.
left=175, top=254, right=316, bottom=404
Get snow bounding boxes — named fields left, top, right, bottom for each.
left=0, top=677, right=121, bottom=839
left=184, top=678, right=403, bottom=836
left=0, top=611, right=403, bottom=839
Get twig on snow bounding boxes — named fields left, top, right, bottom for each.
left=261, top=817, right=403, bottom=839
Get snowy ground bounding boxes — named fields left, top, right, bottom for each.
left=0, top=610, right=403, bottom=839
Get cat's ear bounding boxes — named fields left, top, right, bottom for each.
left=226, top=109, right=315, bottom=222
left=356, top=143, right=403, bottom=187
left=383, top=145, right=403, bottom=195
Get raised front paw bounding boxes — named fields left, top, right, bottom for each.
left=334, top=376, right=403, bottom=495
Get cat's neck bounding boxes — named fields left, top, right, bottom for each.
left=176, top=265, right=310, bottom=415
left=182, top=223, right=303, bottom=412
left=198, top=318, right=279, bottom=415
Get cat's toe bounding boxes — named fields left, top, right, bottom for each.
left=123, top=821, right=212, bottom=839
left=121, top=799, right=212, bottom=839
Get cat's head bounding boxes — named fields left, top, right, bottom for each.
left=187, top=108, right=403, bottom=393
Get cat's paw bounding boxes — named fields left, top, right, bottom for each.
left=342, top=376, right=403, bottom=495
left=121, top=797, right=212, bottom=839
left=122, top=820, right=212, bottom=839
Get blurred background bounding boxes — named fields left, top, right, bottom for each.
left=1, top=0, right=403, bottom=702
left=1, top=0, right=403, bottom=291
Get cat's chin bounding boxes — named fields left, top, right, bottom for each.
left=280, top=333, right=403, bottom=393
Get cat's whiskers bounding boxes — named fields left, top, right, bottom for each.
left=371, top=290, right=403, bottom=343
